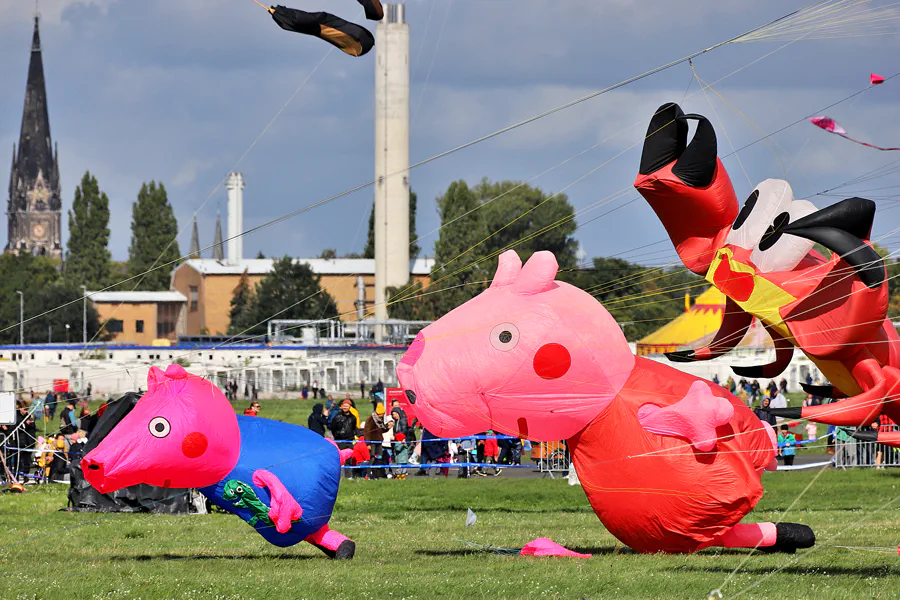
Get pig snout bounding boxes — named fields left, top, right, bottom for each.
left=81, top=454, right=113, bottom=492
left=82, top=456, right=103, bottom=475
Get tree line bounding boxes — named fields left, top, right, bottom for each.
left=0, top=172, right=180, bottom=343
left=224, top=177, right=702, bottom=341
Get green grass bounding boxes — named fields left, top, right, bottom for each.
left=2, top=470, right=900, bottom=599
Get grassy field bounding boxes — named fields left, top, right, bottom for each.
left=2, top=469, right=900, bottom=599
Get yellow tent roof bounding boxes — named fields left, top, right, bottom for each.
left=636, top=287, right=772, bottom=356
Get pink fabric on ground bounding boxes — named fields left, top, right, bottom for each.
left=520, top=538, right=591, bottom=558
left=711, top=522, right=777, bottom=549
left=305, top=524, right=350, bottom=551
left=252, top=469, right=303, bottom=534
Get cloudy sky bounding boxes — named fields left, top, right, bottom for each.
left=1, top=0, right=898, bottom=268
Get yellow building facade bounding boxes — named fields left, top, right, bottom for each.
left=170, top=258, right=434, bottom=336
left=86, top=291, right=188, bottom=345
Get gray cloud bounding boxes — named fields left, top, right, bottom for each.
left=0, top=0, right=898, bottom=269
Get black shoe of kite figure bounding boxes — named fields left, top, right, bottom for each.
left=759, top=523, right=816, bottom=554
left=270, top=5, right=375, bottom=57
left=359, top=0, right=385, bottom=21
left=334, top=539, right=356, bottom=560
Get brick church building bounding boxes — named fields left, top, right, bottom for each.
left=7, top=14, right=63, bottom=259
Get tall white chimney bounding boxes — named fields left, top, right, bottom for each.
left=225, top=172, right=244, bottom=266
left=374, top=3, right=410, bottom=341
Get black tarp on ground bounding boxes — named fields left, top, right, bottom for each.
left=67, top=392, right=193, bottom=513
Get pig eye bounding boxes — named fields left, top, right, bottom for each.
left=149, top=417, right=171, bottom=438
left=490, top=323, right=519, bottom=351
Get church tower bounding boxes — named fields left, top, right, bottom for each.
left=7, top=13, right=62, bottom=259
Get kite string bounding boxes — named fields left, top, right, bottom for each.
left=250, top=0, right=274, bottom=14
left=690, top=60, right=753, bottom=186
left=0, top=0, right=868, bottom=337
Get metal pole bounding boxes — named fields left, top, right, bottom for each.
left=80, top=285, right=87, bottom=345
left=15, top=291, right=23, bottom=345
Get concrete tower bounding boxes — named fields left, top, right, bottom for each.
left=373, top=3, right=410, bottom=340
left=225, top=172, right=244, bottom=266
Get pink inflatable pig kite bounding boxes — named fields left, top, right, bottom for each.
left=397, top=250, right=816, bottom=554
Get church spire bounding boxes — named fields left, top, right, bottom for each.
left=212, top=210, right=225, bottom=261
left=14, top=13, right=56, bottom=197
left=189, top=216, right=201, bottom=258
left=6, top=12, right=62, bottom=258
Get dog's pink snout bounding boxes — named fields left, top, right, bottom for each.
left=401, top=332, right=425, bottom=367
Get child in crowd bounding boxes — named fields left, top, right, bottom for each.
left=778, top=424, right=797, bottom=467
left=393, top=433, right=410, bottom=479
left=475, top=431, right=501, bottom=477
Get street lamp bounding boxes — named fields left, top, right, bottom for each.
left=65, top=323, right=70, bottom=344
left=80, top=285, right=87, bottom=345
left=15, top=290, right=23, bottom=345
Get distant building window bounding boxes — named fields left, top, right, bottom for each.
left=189, top=286, right=199, bottom=312
left=136, top=320, right=144, bottom=333
left=107, top=319, right=124, bottom=333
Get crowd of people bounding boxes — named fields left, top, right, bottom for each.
left=290, top=389, right=528, bottom=479
left=1, top=387, right=95, bottom=485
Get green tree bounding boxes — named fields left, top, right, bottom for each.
left=65, top=171, right=112, bottom=289
left=561, top=258, right=699, bottom=341
left=319, top=248, right=337, bottom=259
left=127, top=181, right=180, bottom=290
left=233, top=257, right=338, bottom=336
left=29, top=281, right=103, bottom=343
left=473, top=178, right=579, bottom=269
left=0, top=253, right=101, bottom=344
left=227, top=269, right=255, bottom=335
left=363, top=189, right=420, bottom=259
left=413, top=181, right=488, bottom=318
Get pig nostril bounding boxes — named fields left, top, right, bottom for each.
left=88, top=463, right=100, bottom=471
left=405, top=390, right=417, bottom=404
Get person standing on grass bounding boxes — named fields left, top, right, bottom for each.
left=330, top=399, right=357, bottom=449
left=778, top=425, right=796, bottom=466
left=301, top=383, right=309, bottom=400
left=364, top=403, right=388, bottom=479
left=484, top=430, right=501, bottom=476
left=244, top=402, right=260, bottom=417
left=60, top=401, right=78, bottom=435
left=308, top=403, right=329, bottom=437
left=360, top=380, right=366, bottom=399
left=770, top=389, right=787, bottom=410
left=754, top=397, right=777, bottom=428
left=44, top=390, right=56, bottom=420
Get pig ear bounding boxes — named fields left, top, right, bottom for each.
left=147, top=366, right=166, bottom=392
left=490, top=250, right=523, bottom=288
left=512, top=251, right=559, bottom=296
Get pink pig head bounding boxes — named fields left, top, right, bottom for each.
left=82, top=364, right=241, bottom=493
left=396, top=250, right=635, bottom=441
